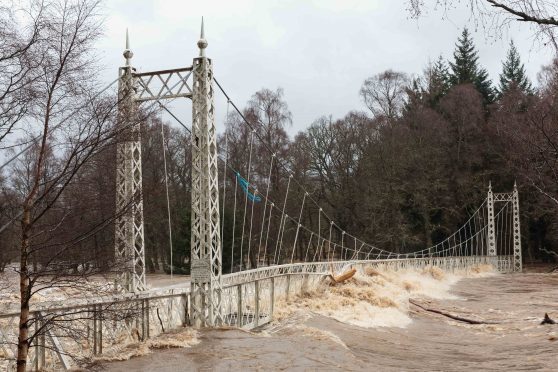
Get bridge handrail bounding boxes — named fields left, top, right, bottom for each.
left=0, top=255, right=513, bottom=319
left=0, top=287, right=190, bottom=319
left=221, top=255, right=503, bottom=285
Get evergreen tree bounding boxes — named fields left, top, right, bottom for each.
left=427, top=56, right=451, bottom=107
left=403, top=56, right=450, bottom=113
left=498, top=40, right=533, bottom=96
left=449, top=28, right=494, bottom=105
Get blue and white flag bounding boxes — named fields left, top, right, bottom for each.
left=236, top=172, right=261, bottom=202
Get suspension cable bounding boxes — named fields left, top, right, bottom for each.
left=257, top=154, right=275, bottom=267
left=274, top=174, right=292, bottom=264
left=291, top=192, right=307, bottom=264
left=159, top=111, right=174, bottom=278
left=231, top=175, right=238, bottom=273
left=221, top=101, right=230, bottom=260
left=238, top=130, right=255, bottom=271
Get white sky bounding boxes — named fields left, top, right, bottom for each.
left=96, top=0, right=555, bottom=135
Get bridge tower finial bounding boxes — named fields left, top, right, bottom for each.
left=488, top=181, right=492, bottom=192
left=197, top=17, right=208, bottom=57
left=123, top=28, right=133, bottom=66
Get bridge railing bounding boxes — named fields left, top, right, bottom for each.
left=0, top=288, right=189, bottom=371
left=222, top=255, right=514, bottom=287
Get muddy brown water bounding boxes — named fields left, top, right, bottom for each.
left=102, top=270, right=558, bottom=371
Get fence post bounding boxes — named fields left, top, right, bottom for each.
left=39, top=314, right=45, bottom=369
left=141, top=300, right=146, bottom=340
left=186, top=294, right=192, bottom=325
left=146, top=299, right=150, bottom=338
left=254, top=280, right=260, bottom=327
left=98, top=306, right=103, bottom=354
left=270, top=277, right=275, bottom=320
left=286, top=274, right=291, bottom=301
left=93, top=306, right=98, bottom=355
left=34, top=312, right=39, bottom=372
left=237, top=285, right=243, bottom=327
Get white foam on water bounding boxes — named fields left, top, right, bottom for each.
left=277, top=264, right=495, bottom=329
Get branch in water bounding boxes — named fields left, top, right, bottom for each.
left=409, top=299, right=499, bottom=325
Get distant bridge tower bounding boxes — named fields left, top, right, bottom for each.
left=114, top=30, right=146, bottom=293
left=512, top=182, right=522, bottom=272
left=486, top=182, right=496, bottom=258
left=489, top=182, right=523, bottom=272
left=190, top=19, right=223, bottom=327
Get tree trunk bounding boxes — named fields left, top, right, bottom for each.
left=16, top=97, right=49, bottom=372
left=17, top=208, right=31, bottom=372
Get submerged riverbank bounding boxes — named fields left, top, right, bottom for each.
left=102, top=266, right=558, bottom=371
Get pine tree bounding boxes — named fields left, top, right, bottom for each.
left=449, top=28, right=494, bottom=105
left=427, top=56, right=450, bottom=107
left=403, top=56, right=450, bottom=113
left=498, top=40, right=533, bottom=96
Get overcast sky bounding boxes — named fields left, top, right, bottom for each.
left=96, top=0, right=556, bottom=135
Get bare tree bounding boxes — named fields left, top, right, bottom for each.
left=0, top=0, right=139, bottom=370
left=245, top=88, right=292, bottom=194
left=218, top=88, right=293, bottom=268
left=0, top=1, right=43, bottom=144
left=359, top=70, right=409, bottom=120
left=407, top=1, right=558, bottom=49
left=537, top=57, right=558, bottom=94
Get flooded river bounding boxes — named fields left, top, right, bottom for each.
left=103, top=267, right=558, bottom=371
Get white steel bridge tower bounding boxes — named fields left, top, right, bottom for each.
left=114, top=21, right=223, bottom=326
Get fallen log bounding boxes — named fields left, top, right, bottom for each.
left=327, top=266, right=357, bottom=284
left=409, top=299, right=498, bottom=325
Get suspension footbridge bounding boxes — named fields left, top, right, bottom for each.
left=0, top=23, right=522, bottom=370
